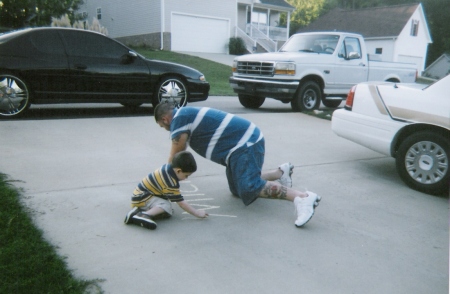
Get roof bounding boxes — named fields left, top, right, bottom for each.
left=297, top=3, right=420, bottom=38
left=257, top=0, right=295, bottom=11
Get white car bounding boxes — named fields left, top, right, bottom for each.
left=332, top=75, right=449, bottom=195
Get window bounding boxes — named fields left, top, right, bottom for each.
left=96, top=7, right=102, bottom=20
left=252, top=12, right=267, bottom=25
left=338, top=37, right=362, bottom=59
left=375, top=48, right=382, bottom=54
left=62, top=30, right=127, bottom=58
left=410, top=19, right=419, bottom=36
left=30, top=31, right=65, bottom=55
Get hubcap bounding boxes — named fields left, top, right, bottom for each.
left=159, top=79, right=187, bottom=106
left=0, top=77, right=27, bottom=115
left=405, top=141, right=448, bottom=184
left=303, top=89, right=317, bottom=109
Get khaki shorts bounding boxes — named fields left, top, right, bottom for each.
left=139, top=196, right=174, bottom=216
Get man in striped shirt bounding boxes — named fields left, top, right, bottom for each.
left=154, top=103, right=321, bottom=227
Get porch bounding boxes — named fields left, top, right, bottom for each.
left=235, top=1, right=294, bottom=53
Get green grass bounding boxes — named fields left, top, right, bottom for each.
left=133, top=48, right=236, bottom=96
left=0, top=174, right=102, bottom=293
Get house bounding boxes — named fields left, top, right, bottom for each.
left=423, top=53, right=450, bottom=80
left=76, top=0, right=294, bottom=54
left=297, top=3, right=432, bottom=75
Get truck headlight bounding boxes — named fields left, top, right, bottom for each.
left=274, top=63, right=295, bottom=75
left=232, top=60, right=237, bottom=72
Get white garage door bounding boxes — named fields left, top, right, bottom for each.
left=172, top=13, right=229, bottom=53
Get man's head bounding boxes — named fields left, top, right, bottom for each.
left=171, top=151, right=197, bottom=180
left=154, top=103, right=175, bottom=131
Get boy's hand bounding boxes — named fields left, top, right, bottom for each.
left=196, top=210, right=208, bottom=218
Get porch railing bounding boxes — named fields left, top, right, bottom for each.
left=236, top=27, right=256, bottom=53
left=246, top=23, right=277, bottom=52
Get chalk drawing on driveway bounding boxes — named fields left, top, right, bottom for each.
left=180, top=181, right=237, bottom=219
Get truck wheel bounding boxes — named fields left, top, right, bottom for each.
left=292, top=81, right=321, bottom=112
left=238, top=95, right=265, bottom=109
left=322, top=99, right=342, bottom=108
left=395, top=131, right=449, bottom=195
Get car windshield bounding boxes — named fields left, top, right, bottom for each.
left=279, top=34, right=340, bottom=54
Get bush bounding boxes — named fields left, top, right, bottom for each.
left=229, top=37, right=247, bottom=55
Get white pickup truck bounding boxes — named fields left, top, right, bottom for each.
left=229, top=32, right=417, bottom=111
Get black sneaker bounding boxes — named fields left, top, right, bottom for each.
left=132, top=212, right=157, bottom=230
left=124, top=207, right=140, bottom=224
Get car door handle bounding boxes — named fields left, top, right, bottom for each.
left=74, top=64, right=87, bottom=70
left=359, top=63, right=366, bottom=67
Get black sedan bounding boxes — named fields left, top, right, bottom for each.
left=0, top=27, right=210, bottom=117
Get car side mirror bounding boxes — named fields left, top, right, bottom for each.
left=121, top=51, right=138, bottom=64
left=346, top=52, right=360, bottom=60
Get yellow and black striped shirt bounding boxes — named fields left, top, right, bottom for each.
left=131, top=164, right=183, bottom=207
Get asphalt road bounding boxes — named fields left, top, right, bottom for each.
left=1, top=97, right=448, bottom=294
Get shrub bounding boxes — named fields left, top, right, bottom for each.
left=229, top=37, right=247, bottom=55
left=51, top=15, right=108, bottom=36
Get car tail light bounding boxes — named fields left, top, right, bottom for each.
left=344, top=85, right=356, bottom=110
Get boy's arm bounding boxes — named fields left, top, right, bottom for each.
left=168, top=133, right=189, bottom=163
left=177, top=200, right=208, bottom=218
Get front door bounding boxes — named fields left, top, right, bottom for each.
left=59, top=30, right=151, bottom=102
left=333, top=37, right=368, bottom=92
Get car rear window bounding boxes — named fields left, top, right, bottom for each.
left=60, top=30, right=128, bottom=59
left=29, top=30, right=66, bottom=55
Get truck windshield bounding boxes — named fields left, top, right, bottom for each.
left=279, top=34, right=340, bottom=54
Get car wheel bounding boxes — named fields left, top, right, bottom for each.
left=153, top=76, right=188, bottom=108
left=396, top=131, right=449, bottom=195
left=238, top=95, right=265, bottom=109
left=0, top=74, right=30, bottom=118
left=322, top=99, right=342, bottom=108
left=291, top=81, right=321, bottom=112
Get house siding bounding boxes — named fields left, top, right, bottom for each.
left=79, top=0, right=161, bottom=38
left=78, top=0, right=236, bottom=50
left=394, top=6, right=429, bottom=73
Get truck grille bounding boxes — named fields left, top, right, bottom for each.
left=236, top=61, right=274, bottom=76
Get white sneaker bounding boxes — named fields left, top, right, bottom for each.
left=277, top=162, right=294, bottom=187
left=294, top=191, right=321, bottom=227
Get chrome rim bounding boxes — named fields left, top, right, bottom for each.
left=0, top=75, right=29, bottom=116
left=405, top=140, right=448, bottom=184
left=158, top=79, right=187, bottom=107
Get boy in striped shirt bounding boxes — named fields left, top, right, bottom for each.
left=124, top=151, right=208, bottom=230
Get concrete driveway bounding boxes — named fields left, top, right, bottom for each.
left=1, top=98, right=448, bottom=294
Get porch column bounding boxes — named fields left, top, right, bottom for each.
left=287, top=11, right=290, bottom=39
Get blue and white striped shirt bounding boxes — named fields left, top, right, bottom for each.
left=171, top=107, right=263, bottom=166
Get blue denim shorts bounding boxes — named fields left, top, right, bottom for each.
left=226, top=139, right=266, bottom=206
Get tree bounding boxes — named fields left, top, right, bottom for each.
left=421, top=0, right=450, bottom=67
left=0, top=0, right=84, bottom=29
left=281, top=0, right=326, bottom=36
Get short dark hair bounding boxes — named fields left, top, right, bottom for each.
left=154, top=103, right=174, bottom=122
left=171, top=151, right=197, bottom=173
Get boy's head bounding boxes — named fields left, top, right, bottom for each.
left=172, top=151, right=197, bottom=180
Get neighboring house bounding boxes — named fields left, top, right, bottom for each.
left=423, top=53, right=450, bottom=80
left=297, top=3, right=432, bottom=75
left=76, top=0, right=294, bottom=54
